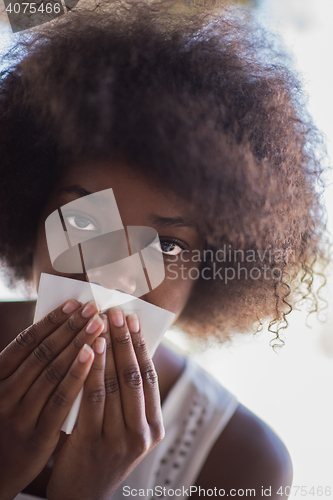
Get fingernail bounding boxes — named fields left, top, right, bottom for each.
left=101, top=314, right=108, bottom=333
left=110, top=307, right=124, bottom=327
left=94, top=337, right=106, bottom=354
left=86, top=314, right=104, bottom=334
left=62, top=300, right=80, bottom=314
left=82, top=301, right=99, bottom=318
left=127, top=313, right=140, bottom=333
left=78, top=344, right=93, bottom=363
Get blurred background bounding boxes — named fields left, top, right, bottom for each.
left=1, top=0, right=333, bottom=497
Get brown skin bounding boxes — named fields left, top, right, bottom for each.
left=0, top=159, right=293, bottom=499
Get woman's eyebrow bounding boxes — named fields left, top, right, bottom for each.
left=58, top=185, right=110, bottom=208
left=59, top=186, right=198, bottom=231
left=59, top=185, right=92, bottom=198
left=147, top=214, right=198, bottom=232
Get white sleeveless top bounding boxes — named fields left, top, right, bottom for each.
left=15, top=358, right=238, bottom=500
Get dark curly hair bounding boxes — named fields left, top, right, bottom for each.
left=0, top=0, right=330, bottom=347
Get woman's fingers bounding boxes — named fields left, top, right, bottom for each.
left=106, top=307, right=147, bottom=434
left=37, top=344, right=95, bottom=437
left=126, top=314, right=164, bottom=441
left=40, top=306, right=164, bottom=450
left=100, top=314, right=125, bottom=436
left=3, top=301, right=100, bottom=403
left=0, top=299, right=81, bottom=380
left=21, top=311, right=105, bottom=423
left=75, top=331, right=107, bottom=440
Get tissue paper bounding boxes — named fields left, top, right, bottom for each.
left=33, top=273, right=175, bottom=433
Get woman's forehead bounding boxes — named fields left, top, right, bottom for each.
left=55, top=159, right=195, bottom=220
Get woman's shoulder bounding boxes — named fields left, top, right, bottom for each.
left=0, top=299, right=36, bottom=319
left=0, top=300, right=36, bottom=349
left=158, top=351, right=292, bottom=497
left=195, top=402, right=293, bottom=499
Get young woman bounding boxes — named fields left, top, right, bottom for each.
left=0, top=1, right=327, bottom=498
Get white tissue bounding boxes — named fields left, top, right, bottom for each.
left=33, top=273, right=175, bottom=434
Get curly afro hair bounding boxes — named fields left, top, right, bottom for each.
left=0, top=0, right=330, bottom=347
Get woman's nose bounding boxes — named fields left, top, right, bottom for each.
left=86, top=253, right=150, bottom=297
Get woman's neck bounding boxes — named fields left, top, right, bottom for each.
left=153, top=342, right=186, bottom=405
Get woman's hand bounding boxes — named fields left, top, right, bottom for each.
left=0, top=299, right=106, bottom=500
left=46, top=308, right=165, bottom=500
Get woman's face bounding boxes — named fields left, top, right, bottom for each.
left=32, top=158, right=204, bottom=322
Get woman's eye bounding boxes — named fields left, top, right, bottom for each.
left=66, top=215, right=97, bottom=231
left=158, top=240, right=183, bottom=256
